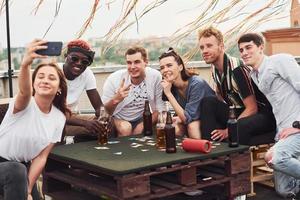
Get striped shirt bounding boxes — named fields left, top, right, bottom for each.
left=212, top=54, right=254, bottom=109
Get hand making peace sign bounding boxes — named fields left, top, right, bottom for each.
left=114, top=78, right=131, bottom=103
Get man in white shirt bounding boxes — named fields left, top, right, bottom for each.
left=102, top=46, right=165, bottom=136
left=238, top=33, right=300, bottom=199
left=63, top=39, right=103, bottom=140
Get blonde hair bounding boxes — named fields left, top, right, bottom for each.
left=198, top=27, right=224, bottom=44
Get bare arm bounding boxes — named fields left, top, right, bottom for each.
left=27, top=143, right=55, bottom=195
left=104, top=98, right=121, bottom=115
left=66, top=115, right=101, bottom=135
left=104, top=79, right=131, bottom=115
left=161, top=80, right=186, bottom=122
left=14, top=40, right=47, bottom=114
left=152, top=110, right=158, bottom=124
left=238, top=95, right=258, bottom=119
left=86, top=89, right=102, bottom=118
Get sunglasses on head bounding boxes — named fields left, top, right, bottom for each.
left=68, top=55, right=91, bottom=66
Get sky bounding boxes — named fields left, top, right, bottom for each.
left=0, top=0, right=291, bottom=48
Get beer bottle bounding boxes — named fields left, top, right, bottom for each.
left=227, top=106, right=239, bottom=147
left=143, top=100, right=153, bottom=136
left=165, top=111, right=176, bottom=153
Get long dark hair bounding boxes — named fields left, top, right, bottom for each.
left=159, top=47, right=198, bottom=101
left=32, top=62, right=71, bottom=116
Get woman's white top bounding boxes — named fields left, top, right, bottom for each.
left=0, top=97, right=66, bottom=162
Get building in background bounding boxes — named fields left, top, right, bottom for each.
left=262, top=0, right=300, bottom=56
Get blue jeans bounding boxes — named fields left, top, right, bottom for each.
left=271, top=133, right=300, bottom=197
left=0, top=161, right=28, bottom=200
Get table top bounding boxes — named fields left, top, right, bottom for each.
left=50, top=136, right=249, bottom=175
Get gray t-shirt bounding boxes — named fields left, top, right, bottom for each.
left=115, top=80, right=148, bottom=121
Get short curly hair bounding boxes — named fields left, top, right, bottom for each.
left=67, top=39, right=92, bottom=51
left=198, top=27, right=224, bottom=44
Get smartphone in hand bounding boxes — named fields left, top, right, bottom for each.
left=36, top=42, right=63, bottom=56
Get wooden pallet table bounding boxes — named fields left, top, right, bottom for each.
left=43, top=136, right=251, bottom=200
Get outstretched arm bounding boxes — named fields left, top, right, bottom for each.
left=14, top=40, right=47, bottom=114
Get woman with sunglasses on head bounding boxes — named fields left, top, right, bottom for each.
left=159, top=48, right=215, bottom=139
left=62, top=39, right=103, bottom=142
left=0, top=39, right=69, bottom=200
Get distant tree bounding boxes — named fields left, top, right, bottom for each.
left=12, top=57, right=19, bottom=70
left=0, top=49, right=7, bottom=61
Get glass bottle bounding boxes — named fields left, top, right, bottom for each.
left=228, top=106, right=239, bottom=147
left=143, top=100, right=153, bottom=136
left=165, top=111, right=176, bottom=153
left=97, top=106, right=109, bottom=145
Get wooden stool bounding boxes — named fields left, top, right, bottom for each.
left=248, top=144, right=274, bottom=196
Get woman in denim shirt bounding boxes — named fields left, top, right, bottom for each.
left=159, top=48, right=215, bottom=139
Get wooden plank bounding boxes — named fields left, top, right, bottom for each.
left=177, top=166, right=197, bottom=186
left=226, top=152, right=251, bottom=175
left=226, top=172, right=251, bottom=198
left=151, top=177, right=181, bottom=190
left=257, top=166, right=273, bottom=173
left=116, top=174, right=150, bottom=199
left=46, top=190, right=101, bottom=200
left=150, top=184, right=168, bottom=194
left=253, top=160, right=267, bottom=166
left=44, top=171, right=119, bottom=199
left=252, top=174, right=273, bottom=182
left=143, top=158, right=223, bottom=178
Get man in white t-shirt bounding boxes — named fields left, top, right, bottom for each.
left=63, top=39, right=103, bottom=139
left=102, top=46, right=165, bottom=137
